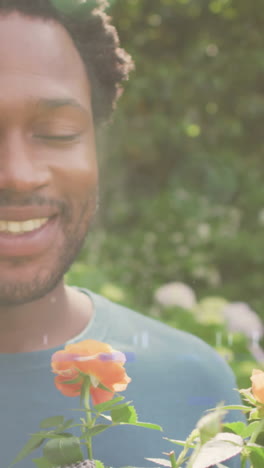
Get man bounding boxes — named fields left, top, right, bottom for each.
left=0, top=1, right=244, bottom=467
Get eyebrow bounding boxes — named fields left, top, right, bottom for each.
left=36, top=97, right=89, bottom=116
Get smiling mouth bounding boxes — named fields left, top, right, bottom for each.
left=0, top=215, right=59, bottom=258
left=0, top=218, right=50, bottom=235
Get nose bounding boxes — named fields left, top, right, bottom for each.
left=0, top=130, right=50, bottom=192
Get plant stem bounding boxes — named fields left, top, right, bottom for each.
left=168, top=451, right=177, bottom=468
left=83, top=381, right=93, bottom=461
left=176, top=445, right=190, bottom=467
left=176, top=432, right=197, bottom=468
left=241, top=456, right=247, bottom=468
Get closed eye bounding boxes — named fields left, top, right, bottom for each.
left=33, top=133, right=81, bottom=142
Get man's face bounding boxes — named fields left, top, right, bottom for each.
left=0, top=13, right=98, bottom=306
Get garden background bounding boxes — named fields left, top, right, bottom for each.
left=64, top=0, right=264, bottom=387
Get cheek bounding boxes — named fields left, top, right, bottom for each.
left=59, top=160, right=98, bottom=197
left=47, top=144, right=98, bottom=198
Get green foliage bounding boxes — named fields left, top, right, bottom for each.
left=111, top=404, right=138, bottom=424
left=8, top=434, right=46, bottom=467
left=10, top=379, right=162, bottom=467
left=152, top=302, right=261, bottom=389
left=93, top=0, right=264, bottom=315
left=67, top=0, right=264, bottom=384
left=149, top=398, right=264, bottom=467
left=69, top=179, right=264, bottom=318
left=43, top=437, right=83, bottom=465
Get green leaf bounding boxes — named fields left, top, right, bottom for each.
left=223, top=422, right=247, bottom=436
left=57, top=419, right=75, bottom=432
left=107, top=401, right=134, bottom=411
left=239, top=388, right=258, bottom=406
left=97, top=382, right=113, bottom=392
left=242, top=421, right=260, bottom=438
left=145, top=458, right=172, bottom=467
left=31, top=431, right=73, bottom=440
left=248, top=444, right=264, bottom=468
left=130, top=421, right=163, bottom=431
left=93, top=396, right=125, bottom=412
left=249, top=408, right=261, bottom=420
left=82, top=424, right=110, bottom=437
left=164, top=437, right=195, bottom=448
left=95, top=461, right=106, bottom=468
left=43, top=436, right=84, bottom=465
left=190, top=433, right=243, bottom=468
left=165, top=429, right=199, bottom=447
left=8, top=434, right=46, bottom=467
left=111, top=404, right=138, bottom=424
left=40, top=416, right=65, bottom=429
left=32, top=458, right=57, bottom=468
left=216, top=405, right=252, bottom=413
left=48, top=432, right=74, bottom=439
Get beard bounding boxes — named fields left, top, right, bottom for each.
left=0, top=187, right=99, bottom=306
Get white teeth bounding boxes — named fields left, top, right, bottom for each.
left=0, top=218, right=49, bottom=234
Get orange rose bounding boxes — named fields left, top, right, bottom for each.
left=51, top=339, right=131, bottom=405
left=250, top=369, right=264, bottom=404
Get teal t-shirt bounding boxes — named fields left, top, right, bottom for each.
left=1, top=289, right=244, bottom=467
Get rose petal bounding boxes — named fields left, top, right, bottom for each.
left=51, top=339, right=131, bottom=404
left=250, top=369, right=264, bottom=404
left=90, top=386, right=114, bottom=405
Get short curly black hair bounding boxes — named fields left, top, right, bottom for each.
left=0, top=0, right=133, bottom=125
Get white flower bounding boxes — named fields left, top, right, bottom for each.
left=154, top=282, right=196, bottom=309
left=197, top=223, right=211, bottom=240
left=222, top=302, right=263, bottom=342
left=193, top=297, right=228, bottom=325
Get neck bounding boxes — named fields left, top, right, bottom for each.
left=0, top=282, right=93, bottom=353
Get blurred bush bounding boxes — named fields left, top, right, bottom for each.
left=91, top=0, right=264, bottom=318
left=64, top=0, right=264, bottom=316
left=65, top=0, right=264, bottom=387
left=70, top=183, right=264, bottom=318
left=67, top=259, right=262, bottom=387
left=150, top=304, right=261, bottom=390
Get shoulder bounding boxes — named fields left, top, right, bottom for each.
left=81, top=289, right=242, bottom=416
left=87, top=289, right=237, bottom=385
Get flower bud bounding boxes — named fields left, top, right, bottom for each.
left=250, top=369, right=264, bottom=404
left=197, top=407, right=227, bottom=444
